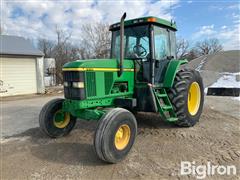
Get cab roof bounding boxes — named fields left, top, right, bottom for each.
left=109, top=16, right=177, bottom=31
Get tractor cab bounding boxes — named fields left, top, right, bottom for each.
left=109, top=16, right=177, bottom=85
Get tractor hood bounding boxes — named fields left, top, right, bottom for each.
left=63, top=59, right=134, bottom=70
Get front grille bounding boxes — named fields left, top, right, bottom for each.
left=63, top=71, right=85, bottom=100
left=86, top=72, right=96, bottom=97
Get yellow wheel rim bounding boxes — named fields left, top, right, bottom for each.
left=114, top=124, right=131, bottom=150
left=53, top=110, right=71, bottom=128
left=188, top=82, right=201, bottom=116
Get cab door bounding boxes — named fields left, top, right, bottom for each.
left=153, top=26, right=171, bottom=84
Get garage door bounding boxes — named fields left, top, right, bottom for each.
left=0, top=57, right=37, bottom=96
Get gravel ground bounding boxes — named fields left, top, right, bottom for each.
left=1, top=95, right=240, bottom=179
left=1, top=95, right=63, bottom=137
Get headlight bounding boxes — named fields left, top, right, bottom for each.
left=72, top=82, right=84, bottom=88
left=64, top=82, right=69, bottom=87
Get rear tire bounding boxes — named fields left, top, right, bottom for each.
left=168, top=69, right=204, bottom=127
left=39, top=98, right=76, bottom=138
left=94, top=108, right=137, bottom=163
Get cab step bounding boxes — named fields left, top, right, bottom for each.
left=152, top=87, right=178, bottom=123
left=167, top=117, right=178, bottom=122
left=156, top=94, right=168, bottom=98
left=162, top=105, right=172, bottom=111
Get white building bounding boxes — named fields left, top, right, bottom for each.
left=0, top=35, right=45, bottom=96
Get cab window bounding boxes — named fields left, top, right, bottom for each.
left=154, top=26, right=170, bottom=60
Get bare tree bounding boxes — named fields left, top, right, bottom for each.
left=37, top=23, right=111, bottom=84
left=80, top=23, right=111, bottom=59
left=176, top=38, right=189, bottom=59
left=195, top=38, right=223, bottom=55
left=53, top=27, right=81, bottom=84
left=184, top=49, right=198, bottom=61
left=37, top=39, right=54, bottom=58
left=55, top=26, right=72, bottom=47
left=54, top=28, right=71, bottom=83
left=78, top=47, right=87, bottom=60
left=37, top=26, right=82, bottom=84
left=210, top=38, right=223, bottom=53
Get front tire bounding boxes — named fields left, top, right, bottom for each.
left=39, top=98, right=76, bottom=138
left=94, top=108, right=137, bottom=163
left=168, top=69, right=204, bottom=127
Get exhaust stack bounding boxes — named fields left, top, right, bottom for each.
left=118, top=12, right=126, bottom=77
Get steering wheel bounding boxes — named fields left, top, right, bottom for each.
left=133, top=44, right=147, bottom=58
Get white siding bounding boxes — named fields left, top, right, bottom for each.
left=0, top=57, right=37, bottom=96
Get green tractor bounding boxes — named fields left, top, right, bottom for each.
left=39, top=13, right=204, bottom=163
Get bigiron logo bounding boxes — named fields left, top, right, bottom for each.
left=180, top=161, right=237, bottom=179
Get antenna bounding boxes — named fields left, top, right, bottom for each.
left=170, top=0, right=172, bottom=19
left=170, top=0, right=175, bottom=25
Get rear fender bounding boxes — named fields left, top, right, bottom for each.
left=163, top=59, right=188, bottom=88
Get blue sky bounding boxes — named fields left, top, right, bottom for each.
left=1, top=0, right=239, bottom=50
left=174, top=0, right=239, bottom=49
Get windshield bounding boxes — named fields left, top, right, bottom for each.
left=111, top=25, right=150, bottom=60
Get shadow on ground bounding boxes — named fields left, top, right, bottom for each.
left=4, top=112, right=177, bottom=166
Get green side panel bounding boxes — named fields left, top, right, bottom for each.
left=63, top=59, right=134, bottom=69
left=84, top=71, right=134, bottom=100
left=163, top=59, right=188, bottom=88
left=104, top=72, right=114, bottom=95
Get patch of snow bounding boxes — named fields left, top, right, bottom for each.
left=219, top=72, right=240, bottom=75
left=231, top=96, right=240, bottom=101
left=209, top=72, right=240, bottom=88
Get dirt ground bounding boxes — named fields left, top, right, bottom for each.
left=1, top=96, right=240, bottom=180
